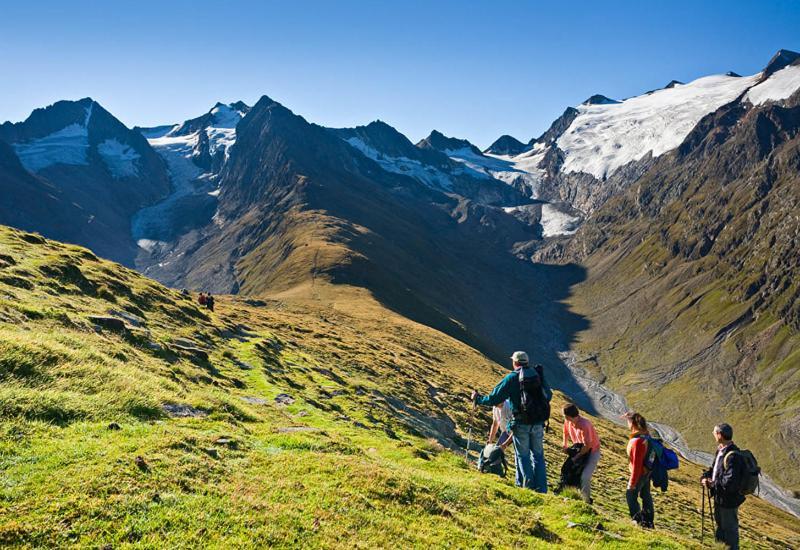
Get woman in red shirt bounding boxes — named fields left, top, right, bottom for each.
left=625, top=412, right=654, bottom=528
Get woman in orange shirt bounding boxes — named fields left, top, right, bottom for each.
left=624, top=412, right=654, bottom=528
left=561, top=403, right=601, bottom=503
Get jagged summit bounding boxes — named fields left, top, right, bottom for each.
left=0, top=97, right=96, bottom=143
left=167, top=101, right=250, bottom=137
left=484, top=134, right=527, bottom=156
left=582, top=94, right=619, bottom=105
left=417, top=129, right=482, bottom=156
left=533, top=106, right=580, bottom=145
left=664, top=80, right=683, bottom=88
left=213, top=100, right=249, bottom=112
left=725, top=71, right=741, bottom=77
left=330, top=119, right=423, bottom=160
left=763, top=48, right=800, bottom=78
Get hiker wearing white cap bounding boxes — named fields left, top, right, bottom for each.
left=471, top=351, right=552, bottom=493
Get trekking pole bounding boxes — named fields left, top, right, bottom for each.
left=707, top=487, right=716, bottom=534
left=465, top=400, right=475, bottom=461
left=700, top=484, right=705, bottom=545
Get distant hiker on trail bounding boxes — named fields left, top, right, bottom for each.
left=561, top=403, right=600, bottom=504
left=624, top=412, right=655, bottom=528
left=471, top=351, right=552, bottom=493
left=206, top=294, right=215, bottom=312
left=701, top=423, right=751, bottom=550
left=198, top=293, right=207, bottom=306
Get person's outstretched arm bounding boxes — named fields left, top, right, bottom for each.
left=474, top=375, right=512, bottom=407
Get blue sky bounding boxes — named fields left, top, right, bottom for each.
left=2, top=0, right=799, bottom=148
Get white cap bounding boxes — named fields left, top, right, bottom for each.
left=510, top=351, right=529, bottom=364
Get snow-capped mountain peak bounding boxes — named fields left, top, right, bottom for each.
left=209, top=102, right=249, bottom=130
left=556, top=72, right=761, bottom=178
left=745, top=61, right=800, bottom=106
left=139, top=101, right=250, bottom=173
left=763, top=48, right=800, bottom=78
left=582, top=94, right=619, bottom=105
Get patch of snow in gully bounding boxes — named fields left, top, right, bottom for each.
left=98, top=139, right=140, bottom=178
left=207, top=104, right=246, bottom=159
left=131, top=132, right=203, bottom=243
left=540, top=204, right=581, bottom=237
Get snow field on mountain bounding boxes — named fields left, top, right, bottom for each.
left=132, top=132, right=203, bottom=243
left=11, top=103, right=97, bottom=173
left=13, top=124, right=90, bottom=172
left=557, top=73, right=760, bottom=178
left=482, top=145, right=547, bottom=198
left=441, top=147, right=497, bottom=178
left=346, top=137, right=454, bottom=190
left=207, top=104, right=246, bottom=158
left=97, top=139, right=140, bottom=178
left=746, top=64, right=800, bottom=105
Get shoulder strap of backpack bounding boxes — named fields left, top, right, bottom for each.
left=722, top=450, right=737, bottom=470
left=637, top=435, right=654, bottom=463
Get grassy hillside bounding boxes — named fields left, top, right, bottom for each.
left=1, top=225, right=798, bottom=548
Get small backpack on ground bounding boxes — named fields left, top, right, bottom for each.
left=724, top=449, right=761, bottom=495
left=477, top=444, right=508, bottom=477
left=516, top=365, right=550, bottom=425
left=555, top=443, right=589, bottom=493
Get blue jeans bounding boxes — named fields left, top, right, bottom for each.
left=512, top=423, right=547, bottom=493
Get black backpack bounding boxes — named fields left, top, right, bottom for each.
left=555, top=443, right=589, bottom=492
left=515, top=365, right=550, bottom=425
left=477, top=444, right=508, bottom=477
left=724, top=449, right=761, bottom=495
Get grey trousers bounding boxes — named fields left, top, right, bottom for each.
left=580, top=449, right=600, bottom=502
left=714, top=505, right=739, bottom=550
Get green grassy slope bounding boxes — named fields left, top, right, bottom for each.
left=1, top=225, right=798, bottom=548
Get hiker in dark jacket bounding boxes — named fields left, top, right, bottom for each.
left=471, top=351, right=552, bottom=493
left=206, top=294, right=215, bottom=312
left=701, top=423, right=745, bottom=550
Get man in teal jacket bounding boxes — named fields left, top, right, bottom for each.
left=471, top=351, right=552, bottom=493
